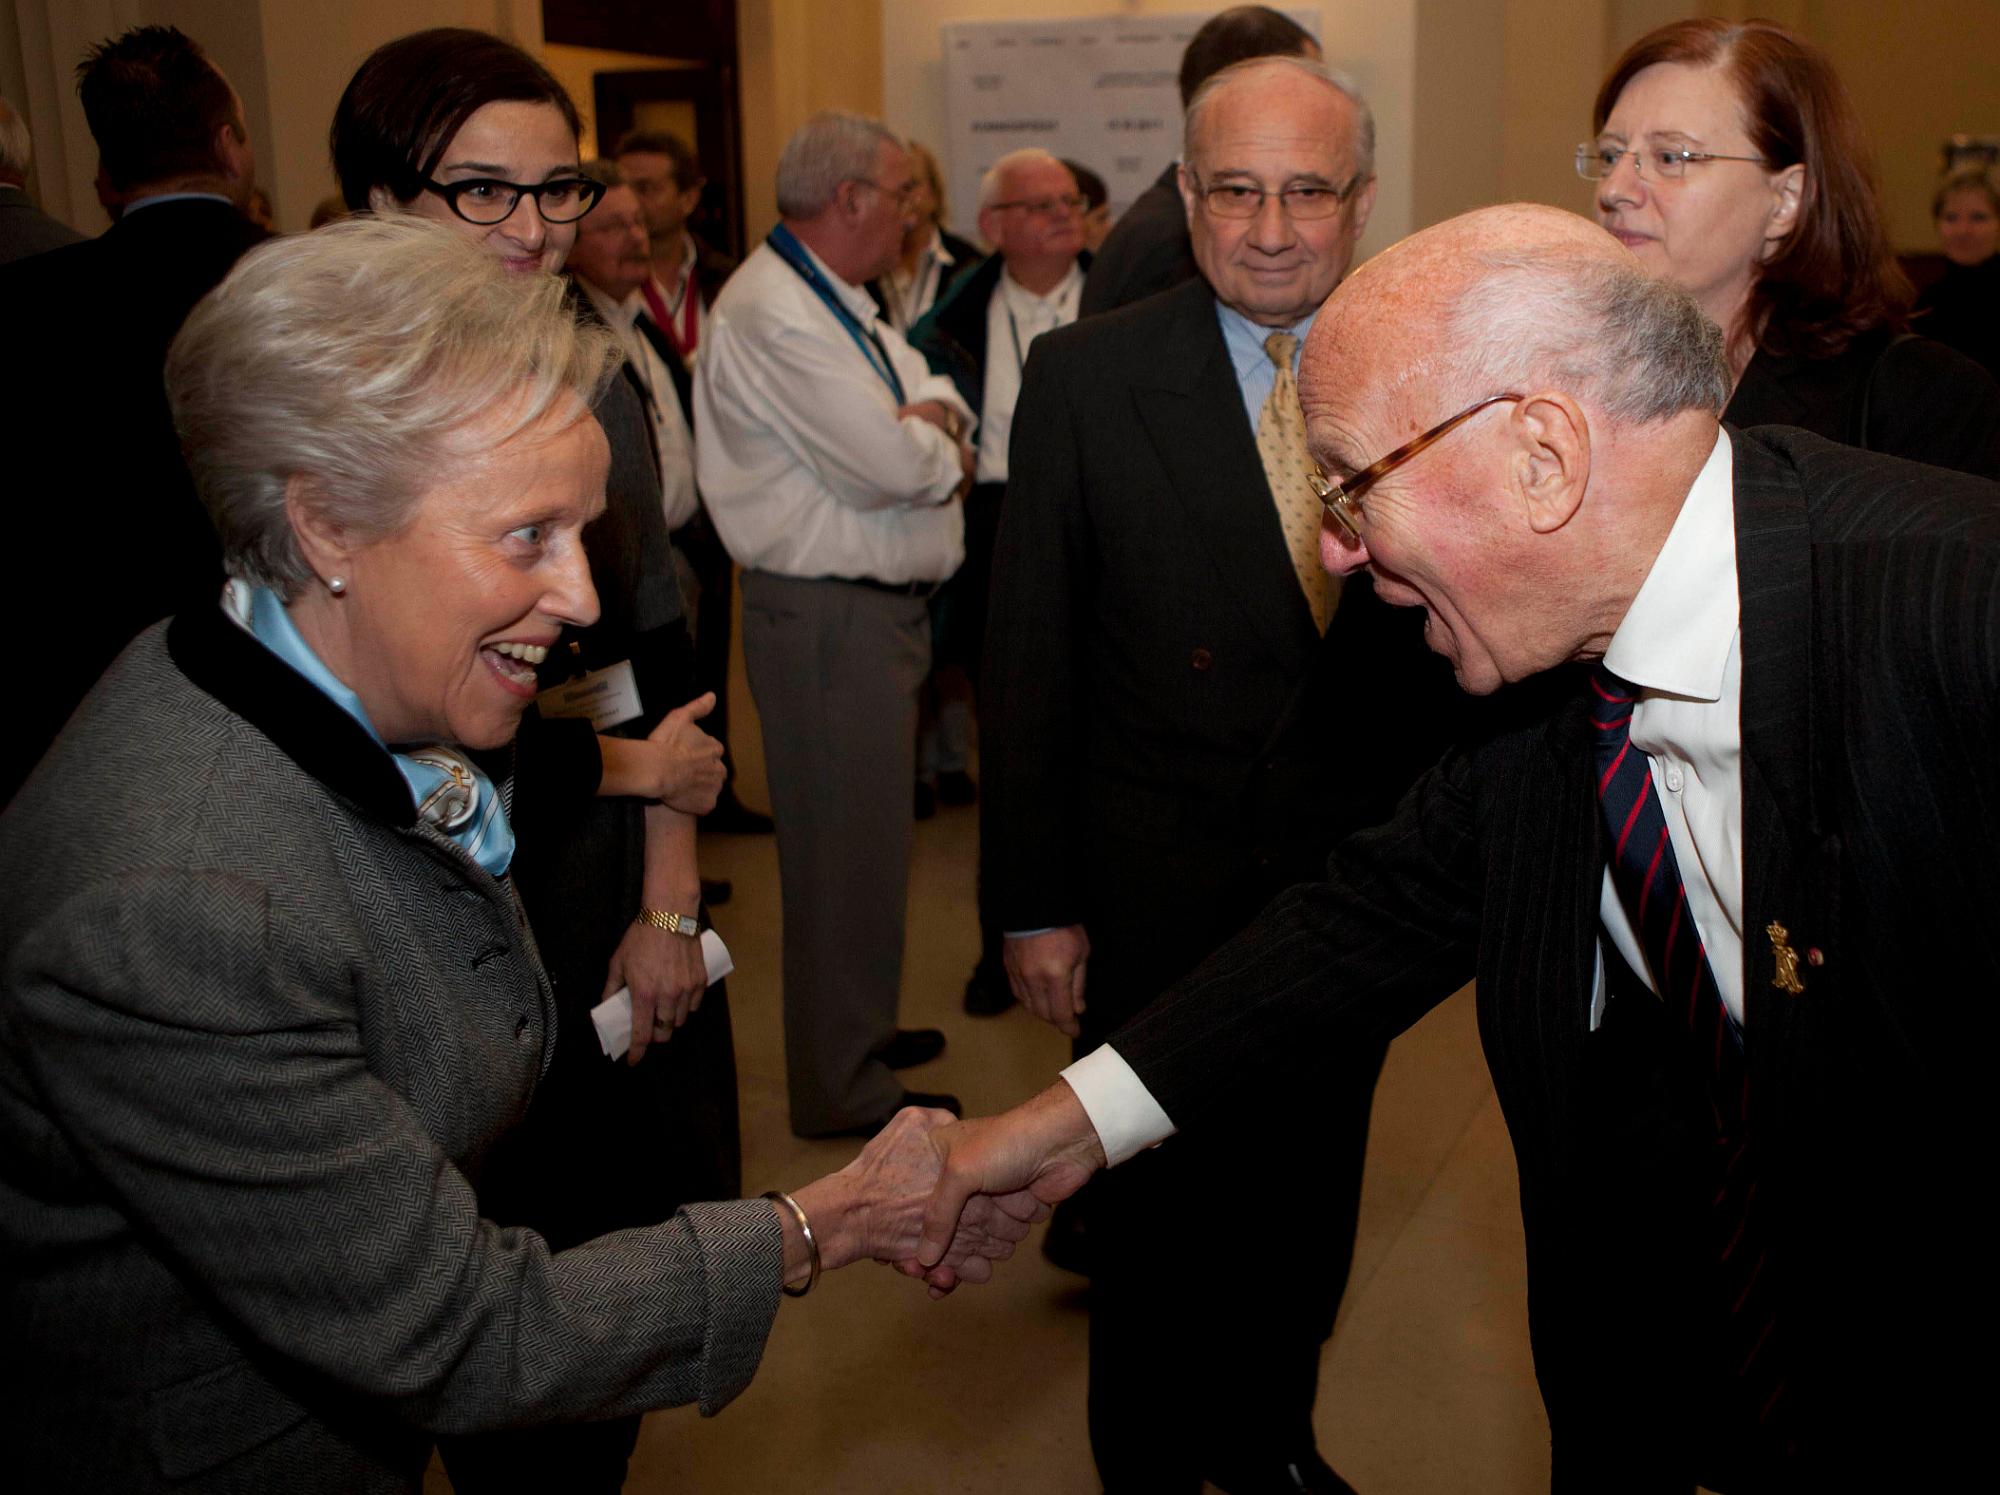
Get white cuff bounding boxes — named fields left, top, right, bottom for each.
left=1060, top=1045, right=1175, bottom=1168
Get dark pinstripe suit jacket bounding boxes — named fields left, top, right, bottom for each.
left=1110, top=426, right=1999, bottom=1489
left=0, top=609, right=780, bottom=1492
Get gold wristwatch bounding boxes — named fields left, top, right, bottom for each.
left=635, top=908, right=701, bottom=939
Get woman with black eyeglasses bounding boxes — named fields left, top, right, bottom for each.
left=330, top=32, right=736, bottom=1492
left=1584, top=16, right=2000, bottom=477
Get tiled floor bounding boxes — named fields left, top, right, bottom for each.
left=431, top=629, right=1556, bottom=1493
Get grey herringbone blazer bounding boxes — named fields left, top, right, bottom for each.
left=0, top=608, right=782, bottom=1492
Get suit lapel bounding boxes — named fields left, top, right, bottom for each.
left=1730, top=430, right=1826, bottom=1117
left=1131, top=281, right=1317, bottom=672
left=633, top=311, right=696, bottom=429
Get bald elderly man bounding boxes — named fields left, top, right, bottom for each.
left=914, top=204, right=1997, bottom=1493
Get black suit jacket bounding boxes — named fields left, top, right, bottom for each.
left=982, top=276, right=1458, bottom=1021
left=1726, top=326, right=2000, bottom=478
left=2, top=197, right=267, bottom=802
left=1078, top=164, right=1197, bottom=318
left=1112, top=426, right=1998, bottom=1485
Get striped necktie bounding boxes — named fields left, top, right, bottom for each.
left=1589, top=664, right=1785, bottom=1432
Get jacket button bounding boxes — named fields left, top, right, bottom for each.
left=1806, top=947, right=1825, bottom=967
left=516, top=1014, right=531, bottom=1037
left=1191, top=647, right=1213, bottom=672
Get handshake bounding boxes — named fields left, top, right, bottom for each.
left=778, top=1084, right=1106, bottom=1295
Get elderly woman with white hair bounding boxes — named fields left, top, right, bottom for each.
left=0, top=216, right=1034, bottom=1494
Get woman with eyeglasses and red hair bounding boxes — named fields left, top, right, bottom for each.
left=1583, top=15, right=2000, bottom=477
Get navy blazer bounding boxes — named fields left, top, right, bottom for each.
left=1112, top=426, right=1999, bottom=1488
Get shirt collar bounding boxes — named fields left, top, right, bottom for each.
left=1217, top=299, right=1317, bottom=383
left=792, top=234, right=881, bottom=324
left=581, top=278, right=643, bottom=331
left=1602, top=428, right=1738, bottom=701
left=999, top=260, right=1083, bottom=316
left=122, top=190, right=234, bottom=216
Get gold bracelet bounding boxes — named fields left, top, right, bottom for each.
left=635, top=907, right=700, bottom=939
left=763, top=1190, right=820, bottom=1297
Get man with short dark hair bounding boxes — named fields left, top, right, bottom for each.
left=1, top=25, right=265, bottom=803
left=1080, top=5, right=1318, bottom=317
left=0, top=95, right=83, bottom=264
left=978, top=58, right=1450, bottom=1494
left=613, top=126, right=771, bottom=835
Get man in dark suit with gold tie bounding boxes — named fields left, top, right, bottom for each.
left=981, top=56, right=1456, bottom=1494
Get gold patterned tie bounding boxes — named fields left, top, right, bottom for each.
left=1255, top=331, right=1338, bottom=633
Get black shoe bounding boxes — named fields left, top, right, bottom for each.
left=804, top=1090, right=963, bottom=1140
left=914, top=780, right=937, bottom=820
left=1209, top=1452, right=1357, bottom=1495
left=937, top=769, right=978, bottom=807
left=962, top=966, right=1014, bottom=1016
left=1040, top=1191, right=1093, bottom=1277
left=700, top=877, right=733, bottom=907
left=701, top=794, right=775, bottom=835
left=876, top=1027, right=946, bottom=1069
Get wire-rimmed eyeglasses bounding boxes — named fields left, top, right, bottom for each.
left=1574, top=143, right=1770, bottom=182
left=421, top=175, right=605, bottom=226
left=1185, top=169, right=1366, bottom=220
left=1309, top=394, right=1523, bottom=540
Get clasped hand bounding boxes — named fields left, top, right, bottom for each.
left=827, top=1086, right=1106, bottom=1297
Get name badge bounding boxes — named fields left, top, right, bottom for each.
left=537, top=660, right=643, bottom=731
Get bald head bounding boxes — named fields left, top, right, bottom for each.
left=1298, top=205, right=1727, bottom=696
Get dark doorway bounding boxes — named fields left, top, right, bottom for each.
left=593, top=66, right=745, bottom=263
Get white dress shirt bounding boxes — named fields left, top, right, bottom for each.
left=974, top=262, right=1083, bottom=485
left=1061, top=429, right=1747, bottom=1163
left=693, top=239, right=972, bottom=582
left=1593, top=428, right=1744, bottom=1027
left=581, top=280, right=700, bottom=533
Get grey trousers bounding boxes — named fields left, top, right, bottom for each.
left=739, top=571, right=931, bottom=1134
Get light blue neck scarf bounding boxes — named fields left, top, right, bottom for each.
left=225, top=581, right=516, bottom=877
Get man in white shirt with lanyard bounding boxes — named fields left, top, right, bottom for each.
left=695, top=111, right=976, bottom=1138
left=908, top=147, right=1087, bottom=1014
left=911, top=203, right=2000, bottom=1493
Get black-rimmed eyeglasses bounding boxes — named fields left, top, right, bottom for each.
left=421, top=175, right=605, bottom=226
left=1309, top=394, right=1523, bottom=540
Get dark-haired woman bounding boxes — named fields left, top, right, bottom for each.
left=1584, top=16, right=2000, bottom=476
left=331, top=31, right=736, bottom=1490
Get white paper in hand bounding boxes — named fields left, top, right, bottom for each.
left=591, top=928, right=735, bottom=1058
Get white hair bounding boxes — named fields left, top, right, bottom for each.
left=0, top=96, right=30, bottom=184
left=1184, top=55, right=1376, bottom=181
left=977, top=148, right=1067, bottom=212
left=165, top=215, right=618, bottom=597
left=1438, top=247, right=1730, bottom=422
left=775, top=110, right=901, bottom=219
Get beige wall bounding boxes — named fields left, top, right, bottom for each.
left=542, top=43, right=702, bottom=162
left=737, top=0, right=883, bottom=243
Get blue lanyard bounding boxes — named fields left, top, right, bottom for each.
left=766, top=224, right=906, bottom=403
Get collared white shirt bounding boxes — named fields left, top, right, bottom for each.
left=693, top=238, right=971, bottom=582
left=879, top=230, right=959, bottom=332
left=975, top=261, right=1083, bottom=484
left=649, top=235, right=704, bottom=366
left=1060, top=429, right=1746, bottom=1162
left=1593, top=429, right=1744, bottom=1027
left=581, top=279, right=699, bottom=533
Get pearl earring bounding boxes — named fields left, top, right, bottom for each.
left=327, top=576, right=347, bottom=596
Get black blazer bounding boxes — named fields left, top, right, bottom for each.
left=1078, top=164, right=1198, bottom=318
left=981, top=276, right=1458, bottom=1015
left=1111, top=426, right=1999, bottom=1487
left=1726, top=326, right=2000, bottom=478
left=2, top=197, right=268, bottom=803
